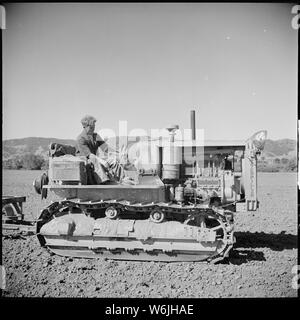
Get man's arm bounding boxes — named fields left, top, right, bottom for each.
left=99, top=142, right=118, bottom=155
left=96, top=134, right=118, bottom=155
left=77, top=136, right=92, bottom=157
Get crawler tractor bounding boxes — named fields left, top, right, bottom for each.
left=34, top=111, right=266, bottom=263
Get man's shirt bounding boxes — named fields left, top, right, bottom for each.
left=76, top=130, right=106, bottom=157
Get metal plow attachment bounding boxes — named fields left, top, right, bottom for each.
left=38, top=213, right=234, bottom=263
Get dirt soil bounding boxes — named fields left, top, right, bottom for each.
left=2, top=170, right=298, bottom=298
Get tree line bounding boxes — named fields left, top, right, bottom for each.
left=3, top=153, right=49, bottom=170
left=257, top=157, right=297, bottom=172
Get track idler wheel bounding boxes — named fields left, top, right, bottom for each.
left=149, top=210, right=165, bottom=223
left=105, top=206, right=119, bottom=219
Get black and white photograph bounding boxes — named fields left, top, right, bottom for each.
left=1, top=2, right=298, bottom=304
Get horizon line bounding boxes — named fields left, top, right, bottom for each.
left=2, top=135, right=297, bottom=142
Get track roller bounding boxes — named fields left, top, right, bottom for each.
left=105, top=206, right=119, bottom=219
left=149, top=210, right=165, bottom=223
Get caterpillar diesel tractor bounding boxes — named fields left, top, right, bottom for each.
left=34, top=111, right=266, bottom=263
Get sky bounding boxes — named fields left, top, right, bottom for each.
left=2, top=3, right=298, bottom=141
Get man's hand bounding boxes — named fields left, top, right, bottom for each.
left=88, top=153, right=110, bottom=171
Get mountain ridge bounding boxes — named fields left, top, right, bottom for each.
left=2, top=136, right=297, bottom=172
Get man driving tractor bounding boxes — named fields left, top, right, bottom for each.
left=76, top=115, right=134, bottom=184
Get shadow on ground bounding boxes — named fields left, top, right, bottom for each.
left=234, top=231, right=298, bottom=251
left=217, top=231, right=297, bottom=265
left=226, top=249, right=266, bottom=265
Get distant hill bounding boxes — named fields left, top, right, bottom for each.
left=258, top=139, right=297, bottom=172
left=2, top=136, right=297, bottom=172
left=263, top=139, right=296, bottom=157
left=2, top=137, right=76, bottom=160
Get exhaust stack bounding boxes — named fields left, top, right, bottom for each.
left=191, top=110, right=196, bottom=140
